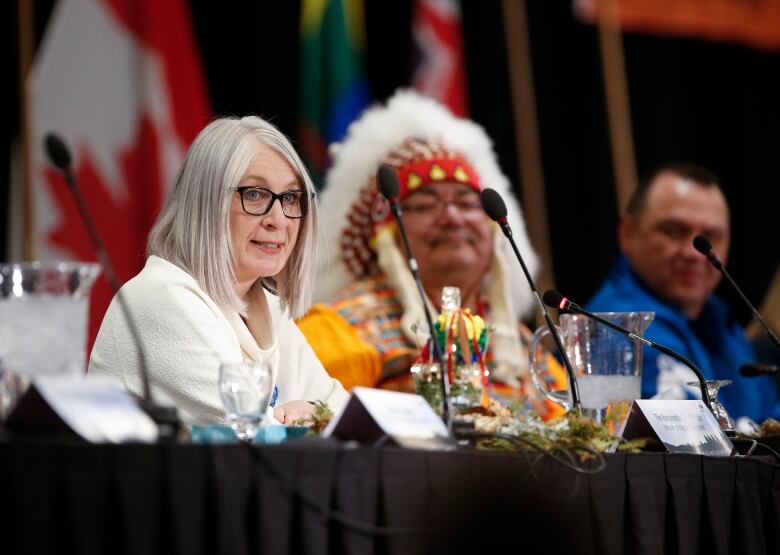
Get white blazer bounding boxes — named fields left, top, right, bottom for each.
left=89, top=255, right=347, bottom=426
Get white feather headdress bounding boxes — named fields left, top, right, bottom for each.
left=315, top=89, right=538, bottom=323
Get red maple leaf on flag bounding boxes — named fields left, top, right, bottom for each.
left=44, top=116, right=164, bottom=353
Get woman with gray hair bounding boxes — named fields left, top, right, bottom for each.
left=89, top=116, right=347, bottom=426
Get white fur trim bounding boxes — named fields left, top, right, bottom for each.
left=374, top=227, right=430, bottom=342
left=487, top=225, right=527, bottom=384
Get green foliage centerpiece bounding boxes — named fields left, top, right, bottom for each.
left=407, top=288, right=650, bottom=459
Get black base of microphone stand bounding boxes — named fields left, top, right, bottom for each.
left=727, top=436, right=759, bottom=457
left=722, top=429, right=768, bottom=458
left=451, top=418, right=476, bottom=438
left=143, top=403, right=181, bottom=442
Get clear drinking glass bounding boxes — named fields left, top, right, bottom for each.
left=218, top=361, right=273, bottom=442
left=688, top=379, right=735, bottom=431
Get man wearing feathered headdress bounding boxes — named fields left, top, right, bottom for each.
left=298, top=90, right=564, bottom=414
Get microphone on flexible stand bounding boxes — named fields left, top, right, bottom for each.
left=693, top=234, right=780, bottom=351
left=541, top=289, right=715, bottom=414
left=44, top=133, right=180, bottom=440
left=740, top=363, right=779, bottom=377
left=480, top=188, right=582, bottom=412
left=376, top=165, right=453, bottom=429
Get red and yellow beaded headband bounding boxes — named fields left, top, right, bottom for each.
left=340, top=138, right=482, bottom=279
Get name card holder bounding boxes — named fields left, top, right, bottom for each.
left=621, top=399, right=734, bottom=456
left=5, top=376, right=158, bottom=443
left=323, top=387, right=455, bottom=450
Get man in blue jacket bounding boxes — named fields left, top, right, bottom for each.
left=587, top=163, right=779, bottom=426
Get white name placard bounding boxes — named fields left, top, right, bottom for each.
left=323, top=387, right=453, bottom=449
left=8, top=376, right=158, bottom=443
left=622, top=399, right=734, bottom=456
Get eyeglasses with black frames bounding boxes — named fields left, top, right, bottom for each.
left=234, top=186, right=311, bottom=219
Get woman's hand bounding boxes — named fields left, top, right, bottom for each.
left=273, top=400, right=316, bottom=425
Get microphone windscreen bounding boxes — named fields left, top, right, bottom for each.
left=44, top=133, right=72, bottom=171
left=377, top=164, right=400, bottom=200
left=692, top=234, right=712, bottom=255
left=480, top=188, right=507, bottom=222
left=542, top=289, right=565, bottom=309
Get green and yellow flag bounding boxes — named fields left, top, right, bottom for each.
left=299, top=0, right=370, bottom=188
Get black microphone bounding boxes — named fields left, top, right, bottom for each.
left=740, top=363, right=778, bottom=377
left=376, top=164, right=453, bottom=428
left=693, top=234, right=780, bottom=351
left=542, top=289, right=715, bottom=414
left=44, top=135, right=124, bottom=298
left=44, top=133, right=179, bottom=440
left=481, top=188, right=582, bottom=411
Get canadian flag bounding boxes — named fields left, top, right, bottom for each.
left=29, top=0, right=210, bottom=350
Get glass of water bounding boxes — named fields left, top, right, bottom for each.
left=688, top=379, right=735, bottom=431
left=218, top=361, right=273, bottom=443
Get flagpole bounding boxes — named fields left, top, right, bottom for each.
left=17, top=0, right=36, bottom=261
left=596, top=0, right=638, bottom=213
left=501, top=0, right=555, bottom=327
left=746, top=267, right=780, bottom=340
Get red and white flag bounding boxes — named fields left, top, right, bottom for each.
left=28, top=0, right=211, bottom=349
left=412, top=0, right=469, bottom=116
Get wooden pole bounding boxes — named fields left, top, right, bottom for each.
left=501, top=0, right=555, bottom=326
left=17, top=0, right=36, bottom=260
left=747, top=267, right=780, bottom=339
left=596, top=0, right=638, bottom=213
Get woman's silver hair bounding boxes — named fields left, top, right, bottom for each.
left=147, top=115, right=318, bottom=318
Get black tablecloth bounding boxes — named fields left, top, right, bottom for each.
left=1, top=439, right=778, bottom=555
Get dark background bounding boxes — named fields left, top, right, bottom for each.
left=4, top=0, right=779, bottom=325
